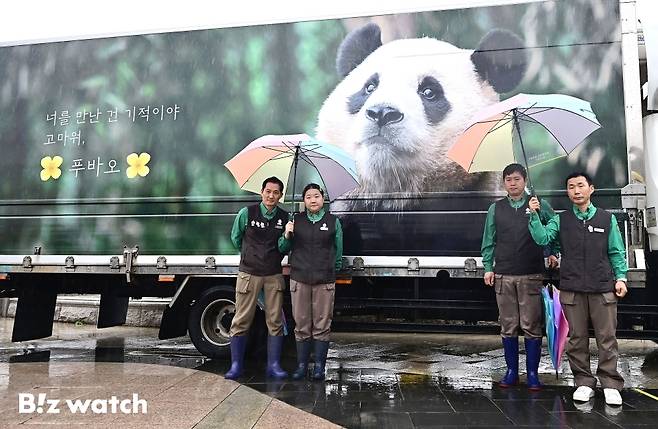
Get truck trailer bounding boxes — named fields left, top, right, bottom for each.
left=0, top=0, right=656, bottom=358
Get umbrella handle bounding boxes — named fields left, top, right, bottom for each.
left=528, top=185, right=536, bottom=199
left=284, top=218, right=295, bottom=239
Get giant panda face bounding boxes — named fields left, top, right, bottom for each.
left=317, top=24, right=526, bottom=196
left=318, top=38, right=499, bottom=186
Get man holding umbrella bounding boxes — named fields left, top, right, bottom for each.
left=224, top=176, right=290, bottom=380
left=528, top=172, right=628, bottom=406
left=481, top=163, right=558, bottom=390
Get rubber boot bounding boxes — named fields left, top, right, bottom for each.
left=266, top=335, right=288, bottom=379
left=525, top=337, right=542, bottom=390
left=292, top=340, right=312, bottom=380
left=499, top=337, right=519, bottom=387
left=224, top=335, right=247, bottom=380
left=312, top=340, right=330, bottom=381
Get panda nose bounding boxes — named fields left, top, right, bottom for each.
left=366, top=105, right=404, bottom=128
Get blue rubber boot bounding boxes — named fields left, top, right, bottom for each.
left=500, top=337, right=519, bottom=387
left=292, top=340, right=312, bottom=380
left=312, top=340, right=330, bottom=381
left=266, top=335, right=288, bottom=379
left=525, top=337, right=542, bottom=390
left=224, top=335, right=247, bottom=380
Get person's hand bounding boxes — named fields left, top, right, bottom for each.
left=284, top=220, right=294, bottom=239
left=547, top=255, right=559, bottom=269
left=528, top=196, right=540, bottom=213
left=615, top=280, right=628, bottom=298
left=484, top=271, right=495, bottom=286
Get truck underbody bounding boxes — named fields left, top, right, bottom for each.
left=1, top=244, right=656, bottom=358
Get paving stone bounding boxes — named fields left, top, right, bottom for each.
left=253, top=397, right=342, bottom=429
left=195, top=384, right=272, bottom=429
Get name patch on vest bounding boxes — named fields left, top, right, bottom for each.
left=587, top=225, right=605, bottom=233
left=320, top=223, right=328, bottom=231
left=275, top=219, right=284, bottom=229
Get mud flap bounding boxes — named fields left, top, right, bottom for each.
left=159, top=300, right=191, bottom=340
left=159, top=284, right=197, bottom=340
left=12, top=285, right=57, bottom=342
left=97, top=292, right=129, bottom=328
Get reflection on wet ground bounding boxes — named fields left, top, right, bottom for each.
left=2, top=319, right=658, bottom=428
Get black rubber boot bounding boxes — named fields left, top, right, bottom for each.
left=312, top=340, right=330, bottom=381
left=292, top=340, right=312, bottom=380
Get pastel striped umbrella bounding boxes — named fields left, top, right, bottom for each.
left=542, top=284, right=570, bottom=378
left=224, top=133, right=359, bottom=203
left=541, top=287, right=556, bottom=373
left=551, top=285, right=570, bottom=378
left=447, top=93, right=601, bottom=190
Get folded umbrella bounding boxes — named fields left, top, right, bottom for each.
left=551, top=285, right=570, bottom=378
left=541, top=286, right=556, bottom=373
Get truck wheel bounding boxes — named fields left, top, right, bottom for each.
left=188, top=286, right=236, bottom=359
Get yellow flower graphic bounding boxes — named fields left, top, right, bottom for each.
left=40, top=156, right=63, bottom=181
left=126, top=152, right=151, bottom=178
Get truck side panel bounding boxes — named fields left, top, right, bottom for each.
left=0, top=0, right=628, bottom=258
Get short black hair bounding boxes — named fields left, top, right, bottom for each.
left=261, top=176, right=284, bottom=192
left=502, top=163, right=527, bottom=180
left=302, top=183, right=324, bottom=199
left=565, top=171, right=593, bottom=187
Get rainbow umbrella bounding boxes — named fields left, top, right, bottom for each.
left=542, top=284, right=570, bottom=378
left=541, top=287, right=556, bottom=372
left=551, top=285, right=570, bottom=378
left=447, top=93, right=601, bottom=191
left=224, top=133, right=359, bottom=203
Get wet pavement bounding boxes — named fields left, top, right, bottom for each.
left=2, top=318, right=658, bottom=428
left=1, top=361, right=338, bottom=428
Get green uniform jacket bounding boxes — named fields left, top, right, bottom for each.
left=279, top=207, right=343, bottom=270
left=230, top=203, right=288, bottom=253
left=481, top=194, right=556, bottom=273
left=528, top=203, right=628, bottom=280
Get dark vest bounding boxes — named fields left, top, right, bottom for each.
left=494, top=198, right=544, bottom=275
left=289, top=211, right=337, bottom=285
left=559, top=208, right=615, bottom=293
left=238, top=204, right=288, bottom=276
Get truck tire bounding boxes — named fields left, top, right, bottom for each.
left=187, top=286, right=237, bottom=359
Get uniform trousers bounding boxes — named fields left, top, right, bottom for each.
left=494, top=273, right=543, bottom=338
left=559, top=290, right=624, bottom=390
left=290, top=279, right=335, bottom=342
left=229, top=271, right=285, bottom=337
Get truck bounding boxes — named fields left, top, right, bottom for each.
left=0, top=0, right=656, bottom=358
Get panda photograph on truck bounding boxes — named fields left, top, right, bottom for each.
left=0, top=0, right=652, bottom=397
left=316, top=23, right=526, bottom=211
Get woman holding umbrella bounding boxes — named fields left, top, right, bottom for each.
left=280, top=183, right=343, bottom=381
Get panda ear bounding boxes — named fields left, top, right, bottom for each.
left=471, top=29, right=527, bottom=93
left=336, top=23, right=383, bottom=77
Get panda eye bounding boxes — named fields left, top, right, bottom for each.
left=420, top=87, right=436, bottom=100
left=365, top=82, right=377, bottom=94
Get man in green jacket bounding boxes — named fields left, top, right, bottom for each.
left=528, top=172, right=628, bottom=406
left=481, top=163, right=557, bottom=390
left=225, top=176, right=289, bottom=380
